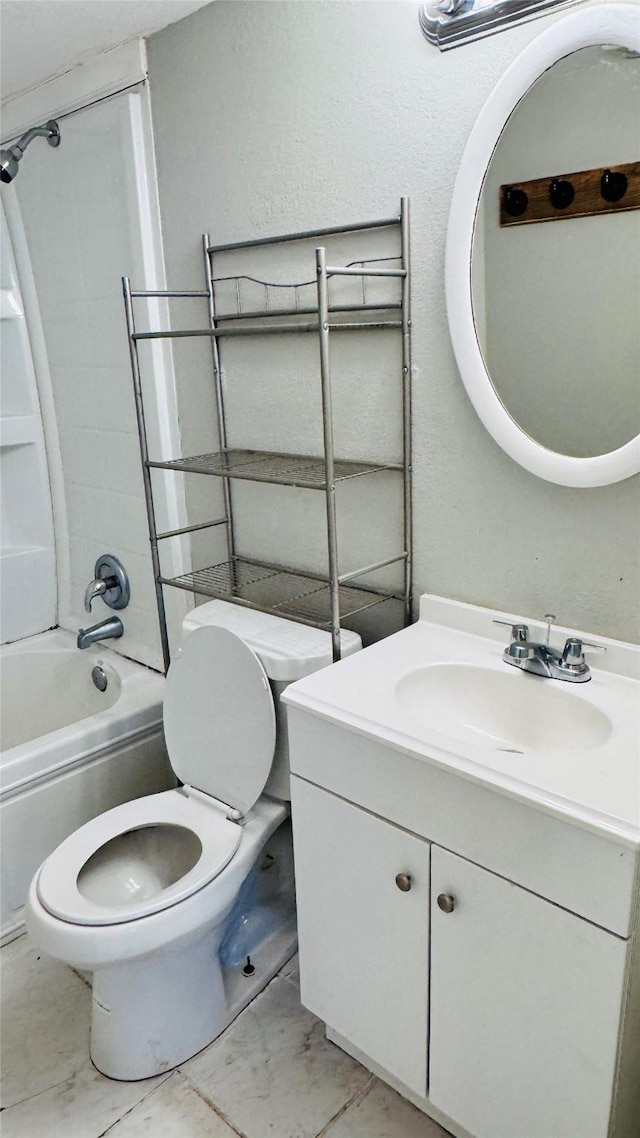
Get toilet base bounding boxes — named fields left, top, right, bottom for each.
left=90, top=914, right=298, bottom=1080
left=89, top=818, right=298, bottom=1081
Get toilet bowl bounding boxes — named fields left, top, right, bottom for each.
left=26, top=602, right=361, bottom=1080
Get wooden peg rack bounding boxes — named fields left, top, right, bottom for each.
left=500, top=160, right=640, bottom=226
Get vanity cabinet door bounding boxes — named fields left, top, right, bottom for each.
left=291, top=776, right=430, bottom=1097
left=429, top=846, right=627, bottom=1138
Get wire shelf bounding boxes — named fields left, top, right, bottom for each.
left=160, top=557, right=399, bottom=628
left=148, top=448, right=400, bottom=489
left=132, top=315, right=402, bottom=340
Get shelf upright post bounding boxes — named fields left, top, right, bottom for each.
left=316, top=246, right=341, bottom=663
left=203, top=235, right=236, bottom=569
left=122, top=276, right=171, bottom=674
left=400, top=197, right=413, bottom=626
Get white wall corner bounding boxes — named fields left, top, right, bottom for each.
left=1, top=39, right=148, bottom=143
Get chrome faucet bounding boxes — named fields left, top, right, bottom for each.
left=494, top=615, right=606, bottom=683
left=84, top=575, right=117, bottom=612
left=77, top=616, right=124, bottom=650
left=84, top=554, right=130, bottom=613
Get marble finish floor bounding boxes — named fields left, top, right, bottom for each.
left=0, top=935, right=451, bottom=1138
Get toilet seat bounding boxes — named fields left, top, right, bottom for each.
left=36, top=790, right=242, bottom=926
left=37, top=624, right=278, bottom=928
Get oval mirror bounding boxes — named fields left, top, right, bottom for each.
left=446, top=3, right=640, bottom=487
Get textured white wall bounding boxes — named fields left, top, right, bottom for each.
left=148, top=0, right=640, bottom=642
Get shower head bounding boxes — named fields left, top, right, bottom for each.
left=1, top=119, right=60, bottom=184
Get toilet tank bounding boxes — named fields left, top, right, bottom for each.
left=180, top=602, right=361, bottom=800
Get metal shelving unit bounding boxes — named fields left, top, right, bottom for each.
left=123, top=199, right=412, bottom=672
left=148, top=449, right=402, bottom=488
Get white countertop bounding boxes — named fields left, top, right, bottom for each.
left=284, top=596, right=640, bottom=847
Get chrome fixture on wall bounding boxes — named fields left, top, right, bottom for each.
left=418, top=0, right=577, bottom=51
left=77, top=616, right=124, bottom=650
left=84, top=554, right=130, bottom=613
left=0, top=120, right=60, bottom=184
left=78, top=556, right=129, bottom=650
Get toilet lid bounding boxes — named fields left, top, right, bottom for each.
left=163, top=625, right=276, bottom=816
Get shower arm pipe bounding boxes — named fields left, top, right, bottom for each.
left=2, top=120, right=60, bottom=184
left=8, top=121, right=60, bottom=156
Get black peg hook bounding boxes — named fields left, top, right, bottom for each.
left=549, top=178, right=575, bottom=210
left=504, top=186, right=528, bottom=217
left=600, top=168, right=628, bottom=203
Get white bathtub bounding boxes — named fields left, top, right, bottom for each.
left=0, top=629, right=174, bottom=943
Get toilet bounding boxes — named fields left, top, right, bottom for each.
left=26, top=601, right=361, bottom=1080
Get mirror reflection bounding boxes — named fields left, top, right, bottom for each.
left=471, top=46, right=640, bottom=458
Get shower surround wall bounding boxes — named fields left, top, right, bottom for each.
left=11, top=86, right=187, bottom=669
left=0, top=203, right=55, bottom=643
left=147, top=0, right=640, bottom=644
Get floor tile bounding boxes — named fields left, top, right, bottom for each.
left=0, top=1060, right=168, bottom=1138
left=321, top=1079, right=452, bottom=1138
left=181, top=975, right=371, bottom=1138
left=0, top=935, right=91, bottom=1108
left=103, top=1072, right=240, bottom=1137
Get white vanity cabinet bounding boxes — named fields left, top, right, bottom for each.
left=292, top=774, right=634, bottom=1138
left=284, top=596, right=640, bottom=1138
left=291, top=777, right=430, bottom=1097
left=429, top=846, right=627, bottom=1138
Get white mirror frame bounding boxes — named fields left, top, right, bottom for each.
left=446, top=2, right=640, bottom=487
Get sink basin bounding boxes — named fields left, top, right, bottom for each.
left=284, top=595, right=639, bottom=835
left=394, top=663, right=613, bottom=753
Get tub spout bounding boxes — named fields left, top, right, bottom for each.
left=77, top=616, right=124, bottom=650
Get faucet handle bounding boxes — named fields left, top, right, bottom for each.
left=84, top=555, right=130, bottom=613
left=84, top=577, right=114, bottom=613
left=493, top=620, right=529, bottom=642
left=562, top=637, right=607, bottom=665
left=581, top=640, right=607, bottom=654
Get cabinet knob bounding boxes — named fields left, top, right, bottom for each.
left=395, top=873, right=412, bottom=892
left=437, top=893, right=455, bottom=913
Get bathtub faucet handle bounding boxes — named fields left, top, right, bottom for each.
left=84, top=577, right=114, bottom=612
left=84, top=555, right=130, bottom=613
